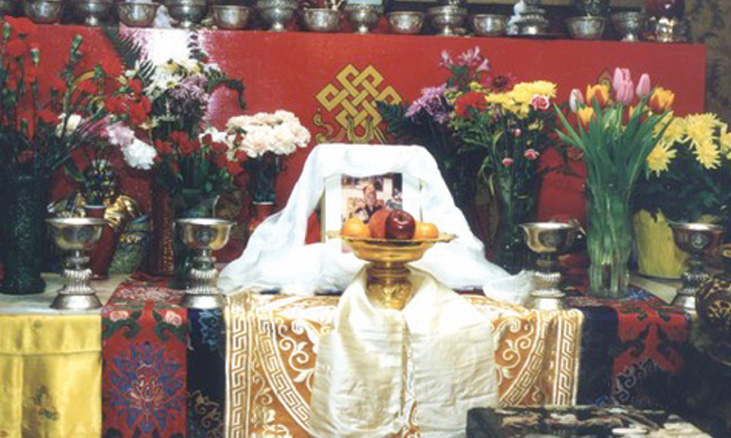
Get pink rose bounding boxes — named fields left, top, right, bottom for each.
left=164, top=311, right=183, bottom=327
left=524, top=149, right=540, bottom=160
left=502, top=157, right=514, bottom=167
left=109, top=310, right=129, bottom=322
left=530, top=95, right=550, bottom=111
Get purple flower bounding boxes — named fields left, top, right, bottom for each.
left=405, top=84, right=450, bottom=124
left=170, top=74, right=208, bottom=102
left=440, top=50, right=454, bottom=68
left=106, top=122, right=136, bottom=147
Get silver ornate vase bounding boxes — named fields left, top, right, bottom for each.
left=257, top=0, right=297, bottom=32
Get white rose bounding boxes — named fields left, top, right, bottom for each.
left=55, top=113, right=83, bottom=137
left=122, top=138, right=157, bottom=170
left=271, top=123, right=297, bottom=154
left=226, top=115, right=255, bottom=132
left=242, top=126, right=273, bottom=158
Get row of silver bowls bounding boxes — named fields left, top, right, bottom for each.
left=567, top=11, right=647, bottom=41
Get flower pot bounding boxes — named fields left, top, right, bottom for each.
left=0, top=174, right=49, bottom=295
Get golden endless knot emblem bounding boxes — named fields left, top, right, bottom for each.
left=315, top=64, right=401, bottom=143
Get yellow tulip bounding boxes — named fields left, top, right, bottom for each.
left=577, top=106, right=595, bottom=129
left=586, top=84, right=610, bottom=107
left=649, top=87, right=675, bottom=114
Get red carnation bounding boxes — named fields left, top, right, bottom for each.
left=226, top=160, right=243, bottom=175
left=76, top=79, right=98, bottom=95
left=128, top=99, right=151, bottom=126
left=24, top=66, right=39, bottom=84
left=38, top=108, right=57, bottom=124
left=128, top=78, right=143, bottom=97
left=454, top=91, right=487, bottom=117
left=211, top=141, right=228, bottom=155
left=50, top=77, right=66, bottom=92
left=5, top=39, right=28, bottom=58
left=106, top=96, right=127, bottom=115
left=5, top=17, right=36, bottom=36
left=234, top=150, right=247, bottom=162
left=154, top=140, right=174, bottom=155
left=201, top=133, right=213, bottom=146
left=179, top=139, right=199, bottom=156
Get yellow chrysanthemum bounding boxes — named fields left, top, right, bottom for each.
left=524, top=80, right=558, bottom=98
left=647, top=142, right=677, bottom=175
left=485, top=92, right=512, bottom=106
left=655, top=115, right=686, bottom=144
left=693, top=139, right=721, bottom=169
left=719, top=129, right=731, bottom=157
left=684, top=113, right=720, bottom=149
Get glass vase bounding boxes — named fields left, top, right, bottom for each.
left=170, top=189, right=220, bottom=289
left=0, top=173, right=49, bottom=295
left=492, top=176, right=535, bottom=275
left=586, top=187, right=632, bottom=298
left=247, top=201, right=275, bottom=241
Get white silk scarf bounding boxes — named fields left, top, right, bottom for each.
left=310, top=268, right=498, bottom=438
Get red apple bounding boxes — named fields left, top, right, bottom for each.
left=368, top=208, right=392, bottom=239
left=386, top=210, right=416, bottom=240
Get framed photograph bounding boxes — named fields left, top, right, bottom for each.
left=322, top=172, right=420, bottom=240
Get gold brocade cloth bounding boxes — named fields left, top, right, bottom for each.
left=224, top=289, right=584, bottom=437
left=0, top=314, right=102, bottom=438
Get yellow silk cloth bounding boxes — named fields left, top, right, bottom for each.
left=0, top=314, right=102, bottom=438
left=224, top=290, right=583, bottom=438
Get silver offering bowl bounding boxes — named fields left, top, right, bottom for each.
left=472, top=13, right=507, bottom=37
left=302, top=8, right=341, bottom=33
left=645, top=16, right=690, bottom=43
left=166, top=0, right=207, bottom=28
left=117, top=2, right=159, bottom=27
left=257, top=0, right=297, bottom=32
left=0, top=0, right=17, bottom=15
left=46, top=218, right=106, bottom=310
left=344, top=4, right=382, bottom=34
left=428, top=5, right=467, bottom=37
left=177, top=218, right=234, bottom=309
left=521, top=222, right=582, bottom=311
left=73, top=0, right=113, bottom=25
left=567, top=16, right=606, bottom=40
left=212, top=5, right=251, bottom=29
left=611, top=11, right=645, bottom=42
left=387, top=11, right=424, bottom=35
left=669, top=222, right=724, bottom=314
left=24, top=0, right=64, bottom=23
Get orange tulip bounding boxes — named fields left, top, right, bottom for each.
left=577, top=107, right=595, bottom=129
left=586, top=84, right=610, bottom=108
left=648, top=87, right=675, bottom=114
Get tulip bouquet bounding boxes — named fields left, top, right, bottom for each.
left=556, top=67, right=674, bottom=297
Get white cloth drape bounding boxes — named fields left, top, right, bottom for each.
left=310, top=268, right=498, bottom=438
left=219, top=143, right=531, bottom=303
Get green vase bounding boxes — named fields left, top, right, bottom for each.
left=0, top=173, right=49, bottom=295
left=586, top=186, right=632, bottom=298
left=170, top=189, right=220, bottom=289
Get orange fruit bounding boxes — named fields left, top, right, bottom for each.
left=342, top=218, right=370, bottom=238
left=413, top=222, right=439, bottom=239
left=368, top=208, right=393, bottom=239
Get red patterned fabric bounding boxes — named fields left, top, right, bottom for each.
left=102, top=277, right=188, bottom=438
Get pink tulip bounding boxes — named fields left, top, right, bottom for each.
left=612, top=67, right=635, bottom=105
left=502, top=157, right=514, bottom=167
left=636, top=73, right=651, bottom=99
left=569, top=88, right=584, bottom=113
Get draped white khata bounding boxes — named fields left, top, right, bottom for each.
left=219, top=144, right=531, bottom=437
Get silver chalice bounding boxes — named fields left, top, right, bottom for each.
left=177, top=218, right=234, bottom=309
left=212, top=5, right=251, bottom=29
left=24, top=0, right=64, bottom=24
left=387, top=11, right=424, bottom=35
left=166, top=0, right=207, bottom=28
left=521, top=222, right=582, bottom=311
left=611, top=11, right=644, bottom=42
left=344, top=4, right=382, bottom=34
left=73, top=0, right=113, bottom=25
left=257, top=0, right=297, bottom=32
left=47, top=218, right=107, bottom=310
left=117, top=1, right=160, bottom=27
left=669, top=222, right=724, bottom=314
left=567, top=16, right=606, bottom=40
left=302, top=8, right=341, bottom=33
left=428, top=5, right=467, bottom=36
left=472, top=14, right=507, bottom=37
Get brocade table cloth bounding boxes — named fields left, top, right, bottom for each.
left=223, top=293, right=585, bottom=438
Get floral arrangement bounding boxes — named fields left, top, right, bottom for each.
left=222, top=110, right=311, bottom=203
left=0, top=18, right=117, bottom=182
left=103, top=28, right=246, bottom=202
left=380, top=47, right=557, bottom=273
left=633, top=112, right=731, bottom=228
left=556, top=67, right=674, bottom=296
